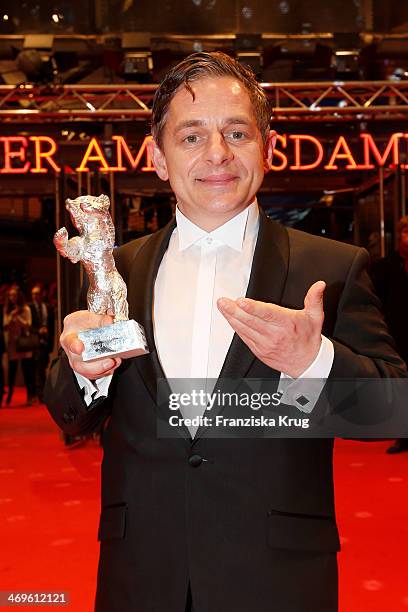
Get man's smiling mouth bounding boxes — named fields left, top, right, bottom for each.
left=196, top=174, right=238, bottom=184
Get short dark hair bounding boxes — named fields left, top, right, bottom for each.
left=151, top=51, right=271, bottom=148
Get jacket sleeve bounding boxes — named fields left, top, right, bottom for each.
left=43, top=234, right=150, bottom=436
left=44, top=349, right=113, bottom=436
left=330, top=248, right=408, bottom=379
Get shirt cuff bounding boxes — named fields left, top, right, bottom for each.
left=277, top=335, right=334, bottom=413
left=74, top=371, right=113, bottom=407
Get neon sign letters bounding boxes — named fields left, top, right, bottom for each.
left=0, top=133, right=407, bottom=175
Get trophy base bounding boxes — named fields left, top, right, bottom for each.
left=78, top=320, right=148, bottom=362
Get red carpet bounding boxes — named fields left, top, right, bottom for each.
left=1, top=388, right=407, bottom=611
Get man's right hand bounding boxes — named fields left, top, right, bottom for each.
left=60, top=310, right=122, bottom=380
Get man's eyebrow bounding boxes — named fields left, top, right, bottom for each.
left=223, top=117, right=252, bottom=127
left=174, top=120, right=205, bottom=133
left=174, top=117, right=252, bottom=133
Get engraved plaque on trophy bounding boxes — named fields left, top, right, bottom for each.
left=54, top=194, right=148, bottom=361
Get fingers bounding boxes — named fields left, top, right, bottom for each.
left=99, top=313, right=115, bottom=327
left=218, top=286, right=325, bottom=377
left=303, top=281, right=326, bottom=320
left=238, top=297, right=291, bottom=323
left=63, top=310, right=114, bottom=333
left=60, top=310, right=117, bottom=380
left=217, top=297, right=272, bottom=342
left=218, top=297, right=289, bottom=327
left=220, top=306, right=266, bottom=344
left=103, top=358, right=122, bottom=377
left=73, top=357, right=122, bottom=380
left=218, top=281, right=326, bottom=327
left=62, top=332, right=84, bottom=355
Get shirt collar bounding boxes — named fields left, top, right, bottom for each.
left=176, top=200, right=259, bottom=252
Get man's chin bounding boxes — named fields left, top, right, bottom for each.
left=196, top=199, right=252, bottom=219
left=193, top=184, right=244, bottom=205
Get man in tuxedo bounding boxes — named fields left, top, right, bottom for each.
left=44, top=52, right=407, bottom=612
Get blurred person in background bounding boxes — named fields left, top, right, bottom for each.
left=3, top=286, right=35, bottom=406
left=29, top=285, right=55, bottom=403
left=371, top=215, right=408, bottom=453
left=0, top=298, right=5, bottom=408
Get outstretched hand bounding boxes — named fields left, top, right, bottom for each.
left=217, top=281, right=326, bottom=378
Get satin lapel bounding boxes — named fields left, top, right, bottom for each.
left=127, top=218, right=200, bottom=441
left=127, top=218, right=176, bottom=404
left=218, top=210, right=290, bottom=381
left=193, top=212, right=290, bottom=442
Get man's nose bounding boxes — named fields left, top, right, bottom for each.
left=205, top=133, right=233, bottom=164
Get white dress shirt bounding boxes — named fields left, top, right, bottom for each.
left=154, top=201, right=260, bottom=379
left=76, top=201, right=334, bottom=424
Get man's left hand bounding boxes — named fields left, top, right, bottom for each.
left=217, top=281, right=326, bottom=378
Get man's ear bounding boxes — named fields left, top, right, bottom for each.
left=264, top=129, right=277, bottom=172
left=147, top=138, right=169, bottom=181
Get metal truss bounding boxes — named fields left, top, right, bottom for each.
left=0, top=84, right=155, bottom=123
left=1, top=80, right=408, bottom=123
left=266, top=81, right=408, bottom=121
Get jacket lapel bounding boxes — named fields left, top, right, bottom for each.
left=218, top=210, right=290, bottom=381
left=127, top=218, right=176, bottom=404
left=193, top=211, right=290, bottom=441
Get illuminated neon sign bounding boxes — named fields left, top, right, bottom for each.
left=269, top=133, right=404, bottom=171
left=0, top=133, right=407, bottom=174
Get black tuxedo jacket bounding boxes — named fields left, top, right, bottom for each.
left=44, top=212, right=407, bottom=612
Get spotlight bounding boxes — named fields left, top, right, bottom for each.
left=121, top=33, right=153, bottom=83
left=123, top=53, right=153, bottom=82
left=51, top=13, right=63, bottom=24
left=390, top=67, right=408, bottom=81
left=3, top=14, right=9, bottom=21
left=18, top=35, right=56, bottom=84
left=16, top=49, right=55, bottom=85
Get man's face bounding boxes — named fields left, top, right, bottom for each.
left=32, top=288, right=41, bottom=304
left=150, top=76, right=275, bottom=230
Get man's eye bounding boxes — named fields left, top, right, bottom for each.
left=230, top=131, right=245, bottom=140
left=185, top=135, right=198, bottom=143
